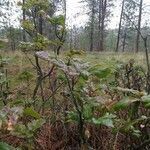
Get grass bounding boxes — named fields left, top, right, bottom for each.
left=1, top=50, right=148, bottom=63
left=0, top=50, right=149, bottom=149
left=84, top=52, right=146, bottom=66
left=1, top=51, right=148, bottom=90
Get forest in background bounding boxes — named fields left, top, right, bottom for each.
left=0, top=0, right=150, bottom=53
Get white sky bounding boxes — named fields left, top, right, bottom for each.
left=66, top=0, right=150, bottom=29
left=66, top=0, right=88, bottom=27
left=5, top=0, right=150, bottom=29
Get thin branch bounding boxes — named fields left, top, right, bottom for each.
left=23, top=51, right=37, bottom=69
left=124, top=13, right=144, bottom=40
left=42, top=65, right=55, bottom=80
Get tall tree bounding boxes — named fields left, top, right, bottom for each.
left=136, top=0, right=143, bottom=52
left=116, top=0, right=125, bottom=52
left=116, top=0, right=138, bottom=52
left=0, top=0, right=19, bottom=51
left=98, top=0, right=107, bottom=51
left=97, top=0, right=114, bottom=51
left=22, top=0, right=26, bottom=42
left=85, top=0, right=114, bottom=51
left=89, top=0, right=95, bottom=51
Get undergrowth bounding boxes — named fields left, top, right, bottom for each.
left=0, top=51, right=150, bottom=150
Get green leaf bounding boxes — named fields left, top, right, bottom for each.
left=49, top=15, right=65, bottom=26
left=10, top=99, right=24, bottom=106
left=83, top=104, right=93, bottom=120
left=132, top=129, right=141, bottom=137
left=18, top=70, right=33, bottom=81
left=22, top=20, right=34, bottom=31
left=142, top=95, right=150, bottom=103
left=113, top=98, right=139, bottom=111
left=67, top=111, right=79, bottom=122
left=141, top=95, right=150, bottom=108
left=89, top=67, right=111, bottom=79
left=14, top=119, right=45, bottom=138
left=92, top=113, right=116, bottom=127
left=0, top=142, right=15, bottom=150
left=66, top=50, right=83, bottom=58
left=23, top=107, right=41, bottom=119
left=27, top=119, right=45, bottom=132
left=14, top=124, right=29, bottom=138
left=145, top=103, right=150, bottom=108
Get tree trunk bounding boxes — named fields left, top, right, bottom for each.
left=99, top=0, right=107, bottom=51
left=39, top=14, right=43, bottom=35
left=136, top=0, right=143, bottom=53
left=122, top=31, right=126, bottom=52
left=22, top=0, right=26, bottom=42
left=116, top=0, right=125, bottom=52
left=56, top=0, right=66, bottom=55
left=98, top=0, right=102, bottom=51
left=90, top=0, right=95, bottom=52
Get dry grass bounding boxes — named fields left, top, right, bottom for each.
left=1, top=50, right=148, bottom=66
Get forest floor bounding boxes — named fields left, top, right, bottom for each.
left=2, top=51, right=148, bottom=67
left=0, top=50, right=150, bottom=150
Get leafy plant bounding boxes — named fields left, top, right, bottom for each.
left=0, top=142, right=15, bottom=150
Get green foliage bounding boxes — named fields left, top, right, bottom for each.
left=1, top=50, right=150, bottom=149
left=113, top=98, right=139, bottom=111
left=13, top=119, right=45, bottom=138
left=0, top=56, right=10, bottom=67
left=92, top=113, right=116, bottom=127
left=22, top=20, right=35, bottom=32
left=142, top=95, right=150, bottom=108
left=0, top=142, right=15, bottom=150
left=33, top=34, right=51, bottom=50
left=49, top=15, right=65, bottom=26
left=0, top=40, right=7, bottom=49
left=19, top=35, right=52, bottom=51
left=19, top=42, right=34, bottom=52
left=66, top=50, right=84, bottom=58
left=89, top=65, right=112, bottom=79
left=18, top=70, right=33, bottom=82
left=23, top=107, right=41, bottom=119
left=19, top=0, right=55, bottom=52
left=22, top=0, right=50, bottom=11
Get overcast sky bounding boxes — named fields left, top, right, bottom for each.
left=66, top=0, right=150, bottom=29
left=10, top=0, right=150, bottom=29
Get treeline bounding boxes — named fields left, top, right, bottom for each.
left=66, top=26, right=150, bottom=52
left=67, top=0, right=150, bottom=52
left=0, top=0, right=150, bottom=53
